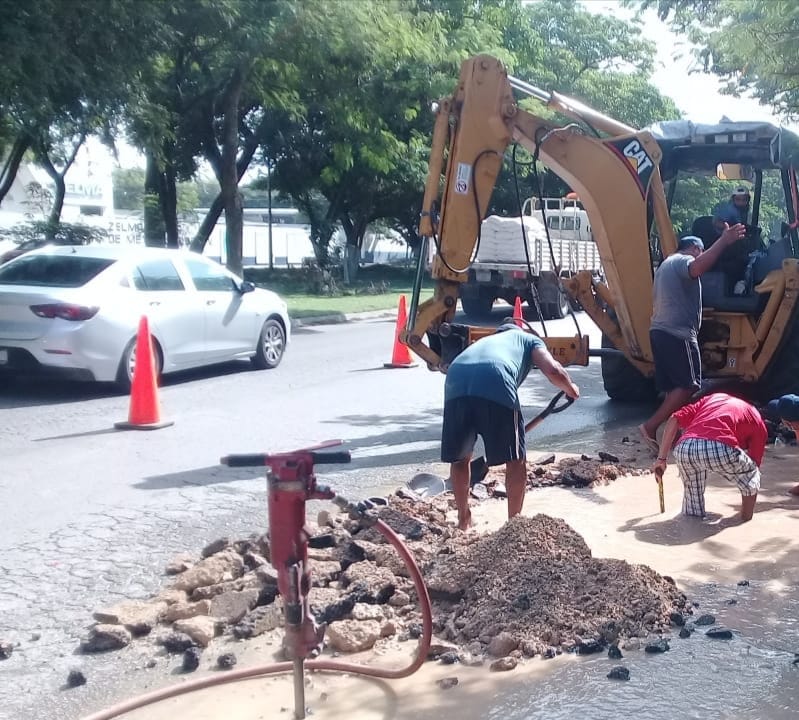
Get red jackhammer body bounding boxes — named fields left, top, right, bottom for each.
left=221, top=440, right=351, bottom=719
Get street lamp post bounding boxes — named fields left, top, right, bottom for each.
left=266, top=159, right=274, bottom=270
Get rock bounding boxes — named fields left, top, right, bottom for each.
left=242, top=551, right=270, bottom=571
left=669, top=612, right=686, bottom=627
left=172, top=550, right=245, bottom=592
left=607, top=666, right=630, bottom=681
left=80, top=625, right=132, bottom=653
left=350, top=603, right=384, bottom=621
left=694, top=614, right=716, bottom=626
left=706, top=627, right=734, bottom=640
left=217, top=653, right=237, bottom=670
left=428, top=642, right=459, bottom=660
left=160, top=632, right=196, bottom=653
left=0, top=640, right=14, bottom=659
left=489, top=656, right=518, bottom=672
left=255, top=565, right=279, bottom=588
left=487, top=632, right=518, bottom=658
left=598, top=451, right=619, bottom=463
left=93, top=600, right=167, bottom=636
left=201, top=537, right=230, bottom=558
left=471, top=483, right=489, bottom=500
left=162, top=600, right=212, bottom=623
left=622, top=638, right=640, bottom=651
left=388, top=591, right=411, bottom=608
left=581, top=454, right=592, bottom=461
left=326, top=620, right=381, bottom=653
left=145, top=658, right=157, bottom=668
left=381, top=621, right=397, bottom=638
left=173, top=617, right=219, bottom=648
left=233, top=601, right=284, bottom=640
left=318, top=509, right=339, bottom=528
left=644, top=639, right=670, bottom=654
left=183, top=647, right=202, bottom=672
left=437, top=676, right=459, bottom=690
left=492, top=483, right=507, bottom=499
left=408, top=623, right=423, bottom=640
left=307, top=559, right=341, bottom=585
left=376, top=507, right=427, bottom=540
left=157, top=589, right=189, bottom=606
left=543, top=647, right=558, bottom=659
left=66, top=669, right=87, bottom=688
left=30, top=633, right=41, bottom=642
left=737, top=579, right=750, bottom=587
left=341, top=561, right=396, bottom=603
left=726, top=598, right=738, bottom=606
left=678, top=627, right=692, bottom=639
left=535, top=453, right=556, bottom=465
left=439, top=651, right=459, bottom=665
left=608, top=645, right=623, bottom=660
left=209, top=589, right=259, bottom=624
left=308, top=533, right=337, bottom=549
left=165, top=554, right=195, bottom=575
left=575, top=638, right=605, bottom=655
left=190, top=572, right=262, bottom=602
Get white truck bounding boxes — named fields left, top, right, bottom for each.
left=458, top=196, right=602, bottom=320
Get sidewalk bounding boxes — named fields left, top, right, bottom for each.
left=291, top=308, right=397, bottom=328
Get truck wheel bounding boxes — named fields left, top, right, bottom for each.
left=542, top=288, right=569, bottom=320
left=460, top=290, right=495, bottom=319
left=601, top=332, right=657, bottom=402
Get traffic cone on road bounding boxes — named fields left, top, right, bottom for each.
left=115, top=316, right=174, bottom=430
left=513, top=296, right=524, bottom=326
left=384, top=295, right=418, bottom=369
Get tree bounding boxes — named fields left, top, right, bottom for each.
left=631, top=1, right=799, bottom=117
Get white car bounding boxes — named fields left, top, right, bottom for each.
left=0, top=245, right=291, bottom=389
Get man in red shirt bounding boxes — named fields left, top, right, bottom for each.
left=653, top=393, right=766, bottom=522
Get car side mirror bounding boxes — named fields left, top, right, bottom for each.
left=239, top=280, right=256, bottom=294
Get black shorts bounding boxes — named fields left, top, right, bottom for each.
left=650, top=329, right=701, bottom=393
left=441, top=397, right=525, bottom=466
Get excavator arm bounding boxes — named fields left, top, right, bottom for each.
left=404, top=54, right=677, bottom=373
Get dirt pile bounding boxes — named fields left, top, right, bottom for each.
left=425, top=515, right=688, bottom=653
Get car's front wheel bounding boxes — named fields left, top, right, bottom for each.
left=252, top=318, right=286, bottom=370
left=116, top=336, right=163, bottom=393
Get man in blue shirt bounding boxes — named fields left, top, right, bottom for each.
left=713, top=187, right=750, bottom=235
left=442, top=323, right=580, bottom=529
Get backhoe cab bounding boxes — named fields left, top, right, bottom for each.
left=404, top=54, right=799, bottom=401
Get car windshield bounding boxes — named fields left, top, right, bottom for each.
left=0, top=254, right=116, bottom=287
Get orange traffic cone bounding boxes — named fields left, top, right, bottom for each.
left=384, top=295, right=418, bottom=368
left=513, top=296, right=524, bottom=326
left=115, top=316, right=174, bottom=430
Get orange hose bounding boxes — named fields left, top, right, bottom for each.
left=81, top=518, right=433, bottom=720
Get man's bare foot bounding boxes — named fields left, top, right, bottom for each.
left=789, top=484, right=799, bottom=496
left=740, top=493, right=757, bottom=522
left=457, top=510, right=473, bottom=531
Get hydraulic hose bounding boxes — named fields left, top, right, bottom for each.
left=81, top=518, right=434, bottom=720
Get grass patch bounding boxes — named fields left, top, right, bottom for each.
left=245, top=264, right=434, bottom=318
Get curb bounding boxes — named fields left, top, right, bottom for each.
left=291, top=309, right=396, bottom=329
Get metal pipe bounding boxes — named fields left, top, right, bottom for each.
left=508, top=75, right=551, bottom=103
left=293, top=658, right=305, bottom=719
left=407, top=237, right=428, bottom=330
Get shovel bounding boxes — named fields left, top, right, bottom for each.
left=469, top=391, right=575, bottom=486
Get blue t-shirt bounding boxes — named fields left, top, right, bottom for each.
left=444, top=328, right=545, bottom=408
left=713, top=200, right=748, bottom=227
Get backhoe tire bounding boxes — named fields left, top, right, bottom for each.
left=753, top=309, right=799, bottom=401
left=600, top=332, right=657, bottom=402
left=460, top=289, right=495, bottom=320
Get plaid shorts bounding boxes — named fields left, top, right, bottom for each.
left=673, top=438, right=760, bottom=517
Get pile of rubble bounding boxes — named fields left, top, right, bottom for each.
left=79, top=490, right=689, bottom=671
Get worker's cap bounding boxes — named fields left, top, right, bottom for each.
left=733, top=186, right=751, bottom=197
left=677, top=235, right=704, bottom=252
left=766, top=394, right=799, bottom=422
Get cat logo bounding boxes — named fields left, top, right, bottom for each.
left=622, top=140, right=654, bottom=175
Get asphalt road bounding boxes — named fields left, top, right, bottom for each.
left=0, top=305, right=653, bottom=720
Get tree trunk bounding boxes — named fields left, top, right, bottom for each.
left=0, top=133, right=30, bottom=206
left=190, top=193, right=224, bottom=252
left=221, top=67, right=245, bottom=275
left=144, top=151, right=165, bottom=247
left=161, top=166, right=179, bottom=248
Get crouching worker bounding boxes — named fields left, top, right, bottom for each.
left=653, top=392, right=766, bottom=522
left=442, top=323, right=580, bottom=530
left=766, top=393, right=799, bottom=496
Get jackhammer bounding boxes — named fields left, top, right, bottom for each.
left=82, top=441, right=433, bottom=720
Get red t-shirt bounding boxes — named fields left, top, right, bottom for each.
left=674, top=393, right=767, bottom=466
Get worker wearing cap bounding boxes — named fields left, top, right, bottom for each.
left=639, top=223, right=747, bottom=450
left=713, top=187, right=750, bottom=235
left=442, top=323, right=580, bottom=530
left=653, top=392, right=766, bottom=522
left=767, top=394, right=799, bottom=496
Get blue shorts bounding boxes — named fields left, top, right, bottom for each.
left=441, top=397, right=525, bottom=466
left=650, top=329, right=701, bottom=393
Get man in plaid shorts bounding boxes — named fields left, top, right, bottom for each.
left=653, top=392, right=766, bottom=522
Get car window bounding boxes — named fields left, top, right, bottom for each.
left=184, top=257, right=237, bottom=292
left=0, top=254, right=116, bottom=287
left=132, top=259, right=185, bottom=291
